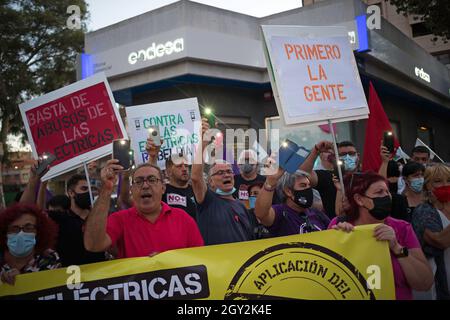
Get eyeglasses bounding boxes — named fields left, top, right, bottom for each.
left=211, top=169, right=233, bottom=177
left=133, top=176, right=161, bottom=187
left=7, top=223, right=37, bottom=234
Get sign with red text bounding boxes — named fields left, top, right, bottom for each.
left=19, top=73, right=127, bottom=180
left=262, top=26, right=369, bottom=126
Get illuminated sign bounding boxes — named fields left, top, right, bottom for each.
left=128, top=38, right=184, bottom=65
left=415, top=67, right=431, bottom=83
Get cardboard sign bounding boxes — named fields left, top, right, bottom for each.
left=19, top=73, right=127, bottom=181
left=262, top=25, right=369, bottom=126
left=125, top=98, right=201, bottom=169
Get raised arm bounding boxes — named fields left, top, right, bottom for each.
left=255, top=163, right=285, bottom=227
left=146, top=137, right=163, bottom=166
left=378, top=143, right=391, bottom=178
left=84, top=159, right=123, bottom=252
left=36, top=180, right=48, bottom=210
left=20, top=161, right=48, bottom=205
left=191, top=118, right=210, bottom=204
left=299, top=141, right=333, bottom=188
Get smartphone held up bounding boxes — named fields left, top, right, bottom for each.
left=112, top=139, right=133, bottom=171
left=35, top=153, right=57, bottom=176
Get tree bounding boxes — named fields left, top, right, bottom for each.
left=0, top=0, right=89, bottom=208
left=386, top=0, right=450, bottom=41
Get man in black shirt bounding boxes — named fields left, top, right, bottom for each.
left=49, top=174, right=106, bottom=267
left=300, top=140, right=361, bottom=219
left=233, top=149, right=266, bottom=208
left=162, top=156, right=198, bottom=220
left=146, top=138, right=198, bottom=220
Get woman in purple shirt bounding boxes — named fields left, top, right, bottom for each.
left=255, top=167, right=330, bottom=237
left=329, top=171, right=433, bottom=300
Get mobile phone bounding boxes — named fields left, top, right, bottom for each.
left=35, top=153, right=57, bottom=176
left=203, top=108, right=215, bottom=128
left=383, top=131, right=395, bottom=154
left=148, top=126, right=161, bottom=146
left=112, top=139, right=132, bottom=171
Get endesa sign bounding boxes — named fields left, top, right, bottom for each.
left=20, top=73, right=127, bottom=181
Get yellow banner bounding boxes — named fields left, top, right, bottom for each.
left=0, top=224, right=395, bottom=300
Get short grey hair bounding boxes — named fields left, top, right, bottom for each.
left=207, top=159, right=233, bottom=179
left=277, top=170, right=311, bottom=201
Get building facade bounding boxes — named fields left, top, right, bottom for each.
left=79, top=0, right=450, bottom=161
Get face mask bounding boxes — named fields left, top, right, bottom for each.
left=408, top=177, right=424, bottom=193
left=433, top=185, right=450, bottom=203
left=249, top=196, right=257, bottom=209
left=239, top=164, right=255, bottom=175
left=215, top=187, right=236, bottom=196
left=74, top=191, right=91, bottom=210
left=341, top=155, right=357, bottom=172
left=388, top=182, right=398, bottom=195
left=292, top=188, right=314, bottom=209
left=7, top=231, right=36, bottom=258
left=397, top=177, right=406, bottom=193
left=364, top=195, right=392, bottom=220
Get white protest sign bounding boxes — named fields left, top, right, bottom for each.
left=19, top=73, right=127, bottom=181
left=262, top=25, right=369, bottom=126
left=126, top=98, right=201, bottom=169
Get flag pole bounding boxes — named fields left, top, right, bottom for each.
left=329, top=120, right=346, bottom=198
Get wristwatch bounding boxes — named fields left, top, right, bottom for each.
left=263, top=182, right=276, bottom=192
left=394, top=246, right=409, bottom=258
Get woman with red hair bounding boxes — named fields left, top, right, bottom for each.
left=0, top=204, right=61, bottom=285
left=329, top=171, right=433, bottom=300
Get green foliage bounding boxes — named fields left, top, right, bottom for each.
left=386, top=0, right=450, bottom=40
left=0, top=0, right=89, bottom=158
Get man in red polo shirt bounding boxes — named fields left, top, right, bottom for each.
left=84, top=161, right=204, bottom=258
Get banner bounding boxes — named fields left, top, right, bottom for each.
left=19, top=73, right=127, bottom=181
left=261, top=25, right=369, bottom=127
left=125, top=98, right=201, bottom=169
left=0, top=225, right=395, bottom=300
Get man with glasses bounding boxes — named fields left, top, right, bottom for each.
left=84, top=161, right=203, bottom=259
left=191, top=118, right=257, bottom=245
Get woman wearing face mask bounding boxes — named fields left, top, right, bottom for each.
left=412, top=164, right=450, bottom=300
left=330, top=171, right=433, bottom=300
left=255, top=167, right=330, bottom=237
left=402, top=161, right=426, bottom=217
left=0, top=204, right=60, bottom=285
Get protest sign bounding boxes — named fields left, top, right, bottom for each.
left=0, top=225, right=395, bottom=300
left=261, top=25, right=369, bottom=127
left=125, top=98, right=201, bottom=169
left=19, top=73, right=127, bottom=181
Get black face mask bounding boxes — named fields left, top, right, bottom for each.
left=74, top=191, right=91, bottom=210
left=388, top=182, right=398, bottom=195
left=292, top=188, right=314, bottom=209
left=364, top=195, right=392, bottom=220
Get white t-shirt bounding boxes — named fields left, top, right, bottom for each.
left=437, top=209, right=450, bottom=294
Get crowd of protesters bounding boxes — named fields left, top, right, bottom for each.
left=1, top=116, right=449, bottom=300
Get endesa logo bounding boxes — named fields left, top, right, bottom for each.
left=128, top=38, right=184, bottom=65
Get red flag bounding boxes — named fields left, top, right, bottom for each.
left=362, top=82, right=399, bottom=172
